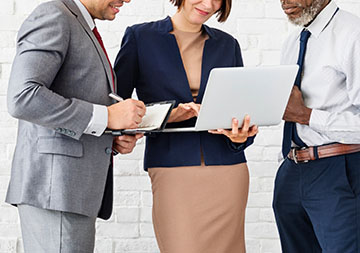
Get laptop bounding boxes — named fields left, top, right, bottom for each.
left=162, top=65, right=298, bottom=132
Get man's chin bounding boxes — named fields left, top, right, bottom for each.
left=103, top=15, right=116, bottom=21
left=288, top=13, right=314, bottom=26
left=287, top=0, right=327, bottom=26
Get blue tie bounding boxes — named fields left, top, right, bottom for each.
left=282, top=29, right=311, bottom=158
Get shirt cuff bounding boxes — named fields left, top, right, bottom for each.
left=83, top=104, right=108, bottom=137
left=309, top=109, right=330, bottom=132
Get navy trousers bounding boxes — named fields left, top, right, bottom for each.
left=273, top=152, right=360, bottom=252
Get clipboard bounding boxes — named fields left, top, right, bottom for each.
left=105, top=100, right=175, bottom=135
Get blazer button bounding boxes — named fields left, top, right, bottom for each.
left=105, top=147, right=112, bottom=155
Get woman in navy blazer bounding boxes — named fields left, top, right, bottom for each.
left=114, top=0, right=257, bottom=251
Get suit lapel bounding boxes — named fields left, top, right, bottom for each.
left=60, top=0, right=115, bottom=93
left=196, top=38, right=217, bottom=103
left=166, top=33, right=194, bottom=101
left=159, top=17, right=219, bottom=103
left=169, top=32, right=217, bottom=103
left=160, top=17, right=200, bottom=102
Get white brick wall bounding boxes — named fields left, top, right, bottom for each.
left=0, top=0, right=359, bottom=252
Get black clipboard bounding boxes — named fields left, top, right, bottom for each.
left=104, top=100, right=175, bottom=136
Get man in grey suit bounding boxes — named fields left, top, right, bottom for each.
left=5, top=0, right=146, bottom=251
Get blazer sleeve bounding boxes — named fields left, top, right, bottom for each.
left=226, top=39, right=256, bottom=152
left=235, top=39, right=244, bottom=67
left=7, top=3, right=93, bottom=140
left=114, top=26, right=139, bottom=99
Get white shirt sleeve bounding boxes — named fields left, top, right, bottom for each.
left=83, top=104, right=108, bottom=137
left=309, top=31, right=360, bottom=144
left=309, top=109, right=360, bottom=143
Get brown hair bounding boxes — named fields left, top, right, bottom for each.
left=169, top=0, right=232, bottom=23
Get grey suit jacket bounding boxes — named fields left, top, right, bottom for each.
left=6, top=0, right=116, bottom=219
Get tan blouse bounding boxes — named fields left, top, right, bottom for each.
left=171, top=27, right=209, bottom=101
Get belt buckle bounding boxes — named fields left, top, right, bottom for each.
left=292, top=148, right=299, bottom=164
left=291, top=147, right=309, bottom=164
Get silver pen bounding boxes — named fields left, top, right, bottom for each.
left=109, top=92, right=124, bottom=102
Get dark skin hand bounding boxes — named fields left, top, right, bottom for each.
left=283, top=86, right=312, bottom=125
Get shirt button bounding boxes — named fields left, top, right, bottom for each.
left=105, top=147, right=112, bottom=155
left=92, top=131, right=96, bottom=135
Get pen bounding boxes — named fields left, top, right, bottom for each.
left=109, top=92, right=124, bottom=102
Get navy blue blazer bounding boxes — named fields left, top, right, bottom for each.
left=114, top=16, right=254, bottom=170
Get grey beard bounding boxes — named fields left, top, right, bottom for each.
left=289, top=0, right=326, bottom=26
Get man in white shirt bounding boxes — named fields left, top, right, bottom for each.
left=6, top=0, right=146, bottom=251
left=273, top=0, right=360, bottom=252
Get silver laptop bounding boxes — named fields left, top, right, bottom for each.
left=163, top=65, right=298, bottom=132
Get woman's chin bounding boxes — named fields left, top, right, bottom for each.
left=189, top=15, right=209, bottom=26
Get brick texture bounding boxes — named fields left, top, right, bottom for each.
left=0, top=0, right=359, bottom=252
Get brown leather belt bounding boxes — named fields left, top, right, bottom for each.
left=287, top=143, right=360, bottom=164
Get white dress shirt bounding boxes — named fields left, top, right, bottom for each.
left=74, top=0, right=108, bottom=137
left=281, top=1, right=360, bottom=146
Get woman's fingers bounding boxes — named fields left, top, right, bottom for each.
left=187, top=103, right=200, bottom=116
left=240, top=115, right=250, bottom=134
left=232, top=118, right=239, bottom=135
left=249, top=125, right=258, bottom=136
left=169, top=103, right=201, bottom=122
left=179, top=103, right=200, bottom=115
left=208, top=128, right=224, bottom=135
left=208, top=115, right=258, bottom=143
left=178, top=103, right=191, bottom=110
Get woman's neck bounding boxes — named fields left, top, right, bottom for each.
left=171, top=11, right=202, bottom=33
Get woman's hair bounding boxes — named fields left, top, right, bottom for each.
left=169, top=0, right=231, bottom=23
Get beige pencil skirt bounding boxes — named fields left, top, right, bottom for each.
left=148, top=162, right=249, bottom=253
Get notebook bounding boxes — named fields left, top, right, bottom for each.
left=105, top=100, right=175, bottom=135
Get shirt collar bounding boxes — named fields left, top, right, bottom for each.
left=73, top=0, right=95, bottom=30
left=296, top=0, right=338, bottom=39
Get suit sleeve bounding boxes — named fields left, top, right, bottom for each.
left=235, top=39, right=244, bottom=67
left=114, top=26, right=139, bottom=99
left=7, top=3, right=93, bottom=140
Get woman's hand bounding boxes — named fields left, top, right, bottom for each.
left=167, top=102, right=201, bottom=123
left=208, top=115, right=258, bottom=143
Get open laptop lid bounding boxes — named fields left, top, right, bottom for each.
left=164, top=65, right=298, bottom=132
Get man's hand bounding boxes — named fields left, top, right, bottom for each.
left=208, top=115, right=258, bottom=143
left=107, top=99, right=146, bottom=130
left=283, top=86, right=312, bottom=125
left=113, top=134, right=143, bottom=154
left=167, top=102, right=200, bottom=123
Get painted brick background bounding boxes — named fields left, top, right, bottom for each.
left=0, top=0, right=359, bottom=252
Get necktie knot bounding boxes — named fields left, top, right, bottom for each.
left=300, top=29, right=311, bottom=43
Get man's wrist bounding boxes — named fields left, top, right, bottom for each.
left=84, top=104, right=108, bottom=136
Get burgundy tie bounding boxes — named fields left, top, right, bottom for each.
left=92, top=27, right=115, bottom=91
